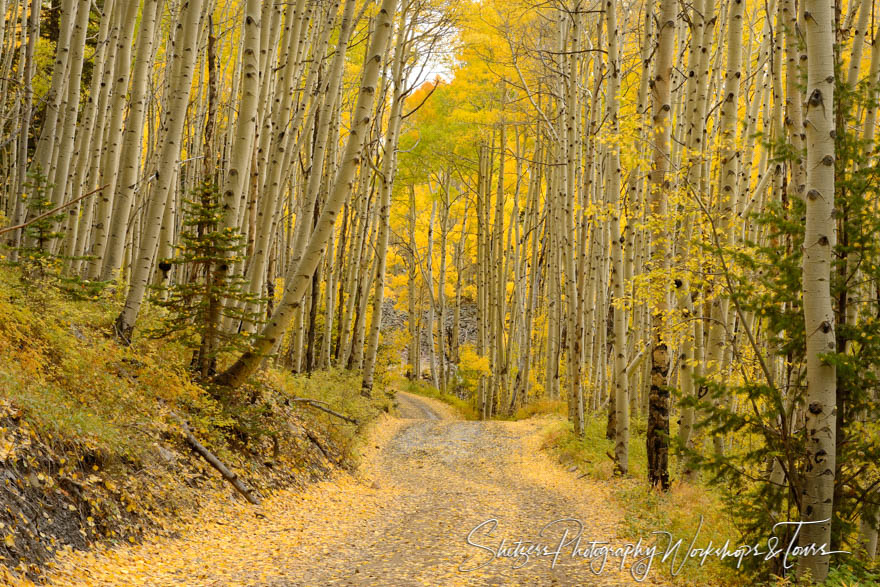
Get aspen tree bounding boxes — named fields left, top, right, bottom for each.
left=114, top=0, right=206, bottom=342
left=845, top=0, right=871, bottom=90
left=100, top=1, right=163, bottom=277
left=646, top=0, right=677, bottom=491
left=348, top=186, right=380, bottom=371
left=253, top=0, right=357, bottom=339
left=361, top=8, right=409, bottom=394
left=44, top=0, right=90, bottom=239
left=860, top=509, right=878, bottom=559
left=8, top=0, right=40, bottom=257
left=0, top=0, right=14, bottom=208
left=338, top=168, right=375, bottom=367
left=408, top=186, right=420, bottom=380
left=678, top=0, right=716, bottom=459
left=76, top=2, right=125, bottom=266
left=244, top=0, right=314, bottom=319
left=424, top=199, right=440, bottom=388
left=321, top=112, right=346, bottom=368
left=509, top=141, right=542, bottom=413
left=797, top=0, right=836, bottom=580
left=63, top=0, right=118, bottom=265
left=88, top=0, right=143, bottom=277
left=0, top=0, right=6, bottom=75
left=438, top=185, right=450, bottom=392
left=629, top=4, right=653, bottom=410
left=451, top=224, right=464, bottom=366
left=217, top=0, right=401, bottom=387
left=605, top=0, right=627, bottom=474
left=321, top=234, right=336, bottom=369
left=492, top=126, right=507, bottom=413
left=782, top=0, right=804, bottom=204
left=478, top=144, right=491, bottom=414
left=561, top=8, right=583, bottom=435
left=544, top=152, right=561, bottom=404
left=214, top=0, right=261, bottom=291
left=29, top=0, right=76, bottom=181
left=700, top=0, right=744, bottom=459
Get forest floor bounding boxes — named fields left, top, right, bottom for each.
left=39, top=391, right=661, bottom=586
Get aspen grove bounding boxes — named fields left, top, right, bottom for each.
left=1, top=0, right=880, bottom=582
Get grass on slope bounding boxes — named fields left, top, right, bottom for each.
left=0, top=266, right=388, bottom=580
left=534, top=411, right=737, bottom=585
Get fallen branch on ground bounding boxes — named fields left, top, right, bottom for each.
left=304, top=429, right=338, bottom=464
left=170, top=411, right=261, bottom=505
left=290, top=398, right=359, bottom=425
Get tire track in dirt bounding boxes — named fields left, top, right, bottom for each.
left=268, top=392, right=648, bottom=585
left=45, top=392, right=660, bottom=586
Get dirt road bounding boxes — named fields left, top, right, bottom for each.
left=47, top=392, right=650, bottom=586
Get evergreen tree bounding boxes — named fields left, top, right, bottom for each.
left=681, top=67, right=880, bottom=582
left=17, top=169, right=64, bottom=280
left=149, top=181, right=265, bottom=379
left=8, top=169, right=105, bottom=300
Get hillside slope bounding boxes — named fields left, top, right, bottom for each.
left=0, top=269, right=388, bottom=582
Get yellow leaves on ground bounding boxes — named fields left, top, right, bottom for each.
left=45, top=415, right=405, bottom=587
left=45, top=396, right=634, bottom=585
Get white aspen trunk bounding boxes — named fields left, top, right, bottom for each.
left=509, top=141, right=542, bottom=414
left=348, top=200, right=378, bottom=371
left=780, top=0, right=806, bottom=203
left=243, top=0, right=314, bottom=318
left=217, top=0, right=400, bottom=387
left=646, top=0, right=677, bottom=491
left=678, top=0, right=715, bottom=460
left=319, top=119, right=345, bottom=367
left=361, top=11, right=408, bottom=394
left=8, top=0, right=40, bottom=258
left=437, top=181, right=450, bottom=393
left=595, top=208, right=609, bottom=416
left=628, top=4, right=652, bottom=413
left=218, top=0, right=261, bottom=252
left=797, top=0, right=836, bottom=581
left=477, top=146, right=489, bottom=413
left=0, top=0, right=6, bottom=72
left=845, top=0, right=870, bottom=90
left=426, top=201, right=440, bottom=389
left=61, top=0, right=117, bottom=264
left=492, top=128, right=507, bottom=415
left=561, top=11, right=583, bottom=436
left=704, top=0, right=744, bottom=457
left=605, top=0, right=627, bottom=474
left=153, top=179, right=178, bottom=288
left=269, top=0, right=357, bottom=339
left=98, top=0, right=162, bottom=280
left=544, top=157, right=560, bottom=403
left=338, top=168, right=373, bottom=366
left=81, top=0, right=139, bottom=266
left=860, top=30, right=880, bottom=150
left=208, top=0, right=262, bottom=346
left=860, top=509, right=878, bottom=560
left=46, top=0, right=91, bottom=218
left=407, top=188, right=419, bottom=380
left=82, top=1, right=126, bottom=273
left=29, top=0, right=75, bottom=178
left=452, top=232, right=464, bottom=367
left=114, top=0, right=205, bottom=342
left=321, top=227, right=336, bottom=369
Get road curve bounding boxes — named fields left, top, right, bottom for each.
left=47, top=392, right=652, bottom=586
